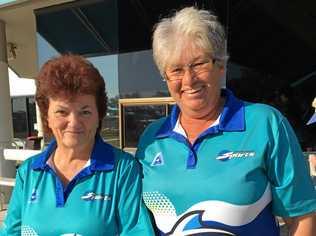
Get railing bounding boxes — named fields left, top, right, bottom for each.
left=0, top=140, right=40, bottom=209
left=3, top=149, right=41, bottom=162
left=0, top=149, right=41, bottom=188
left=304, top=152, right=316, bottom=189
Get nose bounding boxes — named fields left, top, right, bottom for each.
left=181, top=68, right=196, bottom=85
left=68, top=112, right=81, bottom=128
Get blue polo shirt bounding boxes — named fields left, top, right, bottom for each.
left=136, top=89, right=316, bottom=236
left=1, top=135, right=154, bottom=236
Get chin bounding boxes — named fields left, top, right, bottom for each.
left=63, top=142, right=82, bottom=149
left=63, top=138, right=85, bottom=149
left=183, top=99, right=207, bottom=111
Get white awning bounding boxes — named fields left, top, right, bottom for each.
left=9, top=68, right=35, bottom=97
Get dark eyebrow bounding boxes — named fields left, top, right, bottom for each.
left=80, top=105, right=91, bottom=109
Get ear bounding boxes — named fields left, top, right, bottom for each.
left=46, top=115, right=51, bottom=129
left=46, top=107, right=52, bottom=129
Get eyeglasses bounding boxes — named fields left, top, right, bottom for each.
left=164, top=58, right=218, bottom=82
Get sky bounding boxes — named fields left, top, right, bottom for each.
left=37, top=33, right=119, bottom=99
left=0, top=0, right=16, bottom=5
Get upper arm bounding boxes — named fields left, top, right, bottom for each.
left=1, top=169, right=24, bottom=235
left=116, top=157, right=154, bottom=236
left=265, top=117, right=316, bottom=216
left=283, top=213, right=316, bottom=236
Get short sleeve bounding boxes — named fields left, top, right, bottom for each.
left=116, top=156, right=154, bottom=236
left=266, top=117, right=316, bottom=217
left=0, top=169, right=24, bottom=235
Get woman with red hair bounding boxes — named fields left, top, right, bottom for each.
left=1, top=54, right=153, bottom=235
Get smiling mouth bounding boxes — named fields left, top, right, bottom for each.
left=182, top=86, right=204, bottom=95
left=65, top=131, right=83, bottom=134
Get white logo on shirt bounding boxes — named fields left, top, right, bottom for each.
left=28, top=188, right=39, bottom=203
left=151, top=152, right=164, bottom=166
left=81, top=192, right=111, bottom=201
left=216, top=150, right=255, bottom=161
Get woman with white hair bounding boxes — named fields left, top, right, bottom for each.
left=136, top=7, right=316, bottom=236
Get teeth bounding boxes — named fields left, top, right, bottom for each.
left=184, top=87, right=202, bottom=94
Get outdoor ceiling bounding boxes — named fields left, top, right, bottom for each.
left=35, top=0, right=118, bottom=56
left=229, top=0, right=316, bottom=81
left=0, top=0, right=74, bottom=78
left=35, top=0, right=316, bottom=83
left=35, top=0, right=227, bottom=56
left=1, top=0, right=316, bottom=83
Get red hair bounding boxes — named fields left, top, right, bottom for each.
left=35, top=54, right=107, bottom=136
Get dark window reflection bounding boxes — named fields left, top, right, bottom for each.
left=118, top=50, right=168, bottom=98
left=167, top=104, right=174, bottom=116
left=124, top=105, right=166, bottom=147
left=12, top=97, right=38, bottom=139
left=227, top=63, right=316, bottom=150
left=12, top=97, right=28, bottom=138
left=27, top=97, right=37, bottom=136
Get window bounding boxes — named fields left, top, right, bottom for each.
left=119, top=97, right=175, bottom=153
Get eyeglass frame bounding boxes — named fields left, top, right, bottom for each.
left=163, top=57, right=221, bottom=82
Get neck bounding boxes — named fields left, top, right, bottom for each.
left=54, top=144, right=92, bottom=164
left=181, top=97, right=224, bottom=124
left=180, top=97, right=225, bottom=144
left=52, top=144, right=92, bottom=187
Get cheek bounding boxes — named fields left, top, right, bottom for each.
left=167, top=83, right=181, bottom=96
left=46, top=109, right=56, bottom=129
left=92, top=120, right=99, bottom=131
left=204, top=75, right=221, bottom=91
left=47, top=117, right=66, bottom=131
left=90, top=116, right=100, bottom=131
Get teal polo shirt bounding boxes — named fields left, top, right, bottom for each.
left=136, top=89, right=316, bottom=236
left=1, top=135, right=154, bottom=236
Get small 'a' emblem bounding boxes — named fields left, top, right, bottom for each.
left=151, top=152, right=164, bottom=166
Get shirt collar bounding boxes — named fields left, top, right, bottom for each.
left=31, top=134, right=115, bottom=171
left=156, top=88, right=245, bottom=138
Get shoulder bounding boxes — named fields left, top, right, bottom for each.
left=244, top=102, right=283, bottom=116
left=16, top=152, right=44, bottom=178
left=19, top=152, right=44, bottom=170
left=135, top=117, right=167, bottom=162
left=111, top=144, right=135, bottom=164
left=108, top=144, right=143, bottom=180
left=97, top=140, right=139, bottom=171
left=244, top=102, right=285, bottom=125
left=139, top=117, right=167, bottom=143
left=242, top=102, right=297, bottom=144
